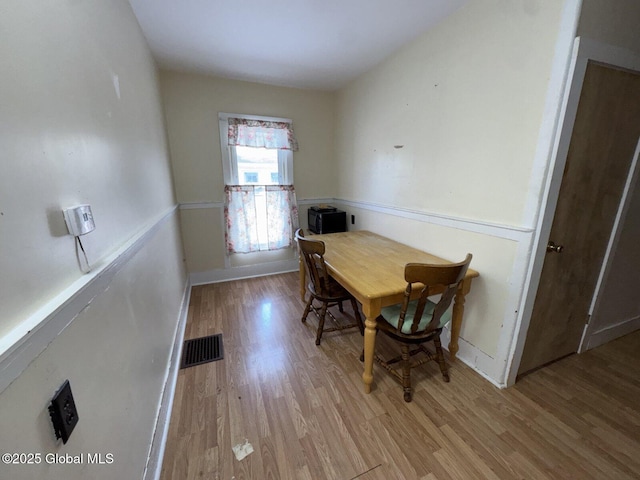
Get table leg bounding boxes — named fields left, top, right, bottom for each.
left=449, top=278, right=472, bottom=361
left=362, top=301, right=380, bottom=394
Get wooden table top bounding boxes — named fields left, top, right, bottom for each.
left=315, top=230, right=479, bottom=307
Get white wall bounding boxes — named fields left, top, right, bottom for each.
left=160, top=71, right=336, bottom=280
left=334, top=0, right=566, bottom=384
left=0, top=1, right=187, bottom=478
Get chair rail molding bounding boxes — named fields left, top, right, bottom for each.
left=334, top=198, right=534, bottom=242
left=179, top=197, right=533, bottom=241
left=0, top=205, right=184, bottom=394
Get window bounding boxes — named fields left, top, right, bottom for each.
left=236, top=146, right=279, bottom=185
left=219, top=113, right=299, bottom=254
left=243, top=172, right=259, bottom=184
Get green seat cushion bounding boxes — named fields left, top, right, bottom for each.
left=380, top=299, right=452, bottom=334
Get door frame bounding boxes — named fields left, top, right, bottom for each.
left=581, top=137, right=640, bottom=351
left=506, top=37, right=640, bottom=386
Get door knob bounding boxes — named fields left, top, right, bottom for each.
left=546, top=241, right=564, bottom=253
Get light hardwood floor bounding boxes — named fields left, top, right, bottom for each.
left=160, top=272, right=640, bottom=480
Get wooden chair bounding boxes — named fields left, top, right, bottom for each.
left=295, top=229, right=364, bottom=345
left=374, top=254, right=472, bottom=402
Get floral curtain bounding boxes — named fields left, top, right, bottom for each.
left=227, top=117, right=299, bottom=151
left=224, top=185, right=299, bottom=254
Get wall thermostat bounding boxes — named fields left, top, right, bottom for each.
left=63, top=204, right=95, bottom=236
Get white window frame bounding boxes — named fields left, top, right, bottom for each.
left=218, top=112, right=294, bottom=185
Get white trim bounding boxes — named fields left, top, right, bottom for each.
left=440, top=328, right=503, bottom=388
left=508, top=35, right=640, bottom=385
left=576, top=38, right=640, bottom=71
left=298, top=197, right=335, bottom=206
left=218, top=112, right=294, bottom=186
left=190, top=259, right=299, bottom=286
left=582, top=138, right=640, bottom=347
left=178, top=197, right=332, bottom=211
left=583, top=315, right=640, bottom=352
left=521, top=0, right=584, bottom=229
left=504, top=0, right=583, bottom=386
left=0, top=205, right=179, bottom=394
left=143, top=278, right=191, bottom=480
left=179, top=201, right=224, bottom=210
left=490, top=236, right=537, bottom=385
left=218, top=111, right=293, bottom=124
left=336, top=198, right=533, bottom=241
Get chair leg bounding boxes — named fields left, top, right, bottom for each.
left=401, top=344, right=413, bottom=402
left=350, top=298, right=364, bottom=335
left=433, top=335, right=450, bottom=382
left=301, top=295, right=314, bottom=323
left=315, top=302, right=329, bottom=345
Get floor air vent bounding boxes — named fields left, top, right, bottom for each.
left=181, top=334, right=224, bottom=369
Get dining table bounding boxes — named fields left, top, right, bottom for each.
left=298, top=230, right=479, bottom=394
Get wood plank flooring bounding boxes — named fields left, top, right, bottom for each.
left=160, top=273, right=640, bottom=480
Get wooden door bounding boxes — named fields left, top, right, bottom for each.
left=518, top=63, right=640, bottom=376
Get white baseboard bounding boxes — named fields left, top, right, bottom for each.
left=583, top=316, right=640, bottom=352
left=440, top=328, right=503, bottom=389
left=190, top=259, right=299, bottom=285
left=143, top=279, right=192, bottom=480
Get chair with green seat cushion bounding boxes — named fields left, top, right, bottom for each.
left=379, top=298, right=453, bottom=334
left=374, top=254, right=472, bottom=402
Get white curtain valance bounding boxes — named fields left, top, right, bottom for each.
left=227, top=117, right=299, bottom=151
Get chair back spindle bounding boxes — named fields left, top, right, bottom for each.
left=297, top=232, right=330, bottom=297
left=401, top=256, right=472, bottom=335
left=374, top=253, right=473, bottom=401
left=294, top=229, right=363, bottom=345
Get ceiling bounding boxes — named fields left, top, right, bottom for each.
left=128, top=0, right=468, bottom=91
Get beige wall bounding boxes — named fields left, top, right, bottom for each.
left=335, top=0, right=564, bottom=226
left=160, top=71, right=337, bottom=203
left=0, top=1, right=187, bottom=478
left=1, top=0, right=178, bottom=336
left=160, top=72, right=336, bottom=274
left=334, top=0, right=565, bottom=365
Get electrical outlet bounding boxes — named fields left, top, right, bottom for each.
left=48, top=380, right=79, bottom=444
